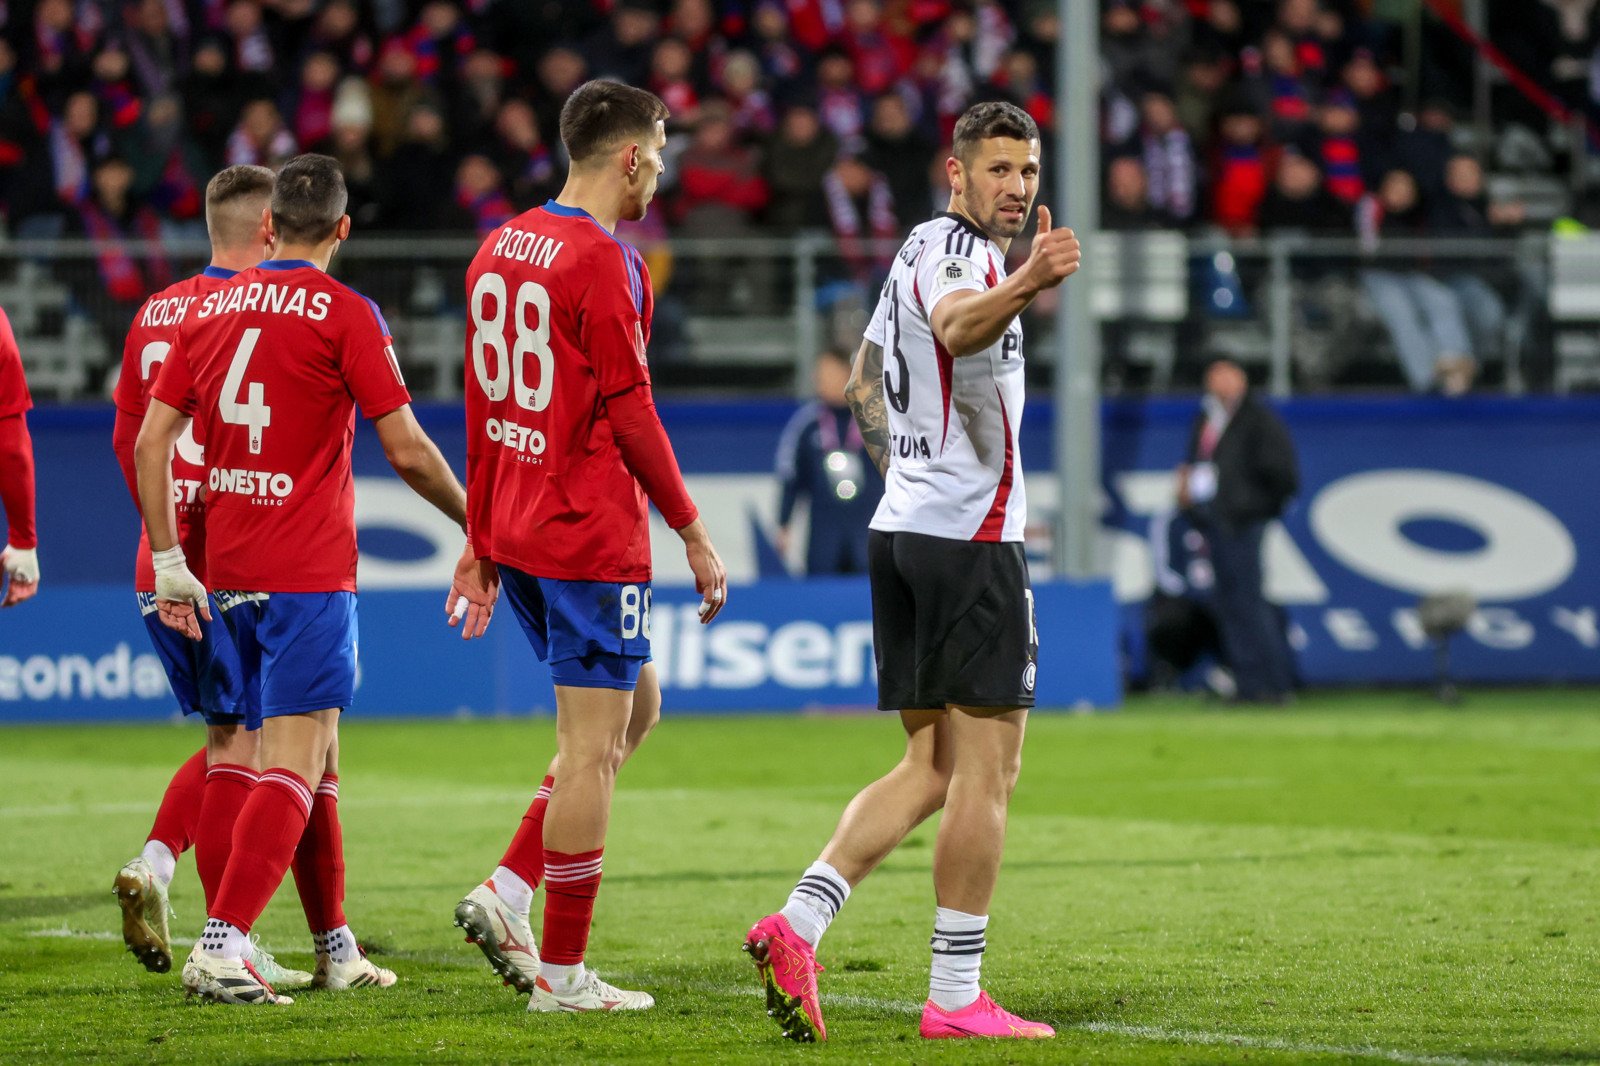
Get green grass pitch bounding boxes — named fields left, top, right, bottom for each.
left=2, top=690, right=1597, bottom=1064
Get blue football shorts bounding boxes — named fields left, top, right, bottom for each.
left=137, top=592, right=252, bottom=728
left=498, top=565, right=653, bottom=690
left=215, top=590, right=358, bottom=719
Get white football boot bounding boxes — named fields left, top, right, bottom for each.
left=454, top=881, right=540, bottom=993
left=113, top=857, right=173, bottom=973
left=528, top=969, right=655, bottom=1013
left=181, top=943, right=294, bottom=1005
left=245, top=935, right=313, bottom=990
left=313, top=948, right=397, bottom=990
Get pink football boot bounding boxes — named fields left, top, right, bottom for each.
left=743, top=914, right=826, bottom=1042
left=920, top=990, right=1055, bottom=1039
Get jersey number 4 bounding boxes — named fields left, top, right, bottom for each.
left=470, top=272, right=553, bottom=412
left=220, top=328, right=270, bottom=455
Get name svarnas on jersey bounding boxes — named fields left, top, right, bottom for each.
left=864, top=212, right=1028, bottom=544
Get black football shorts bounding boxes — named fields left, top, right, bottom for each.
left=867, top=530, right=1038, bottom=711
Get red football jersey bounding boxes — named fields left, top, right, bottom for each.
left=150, top=260, right=411, bottom=593
left=113, top=267, right=238, bottom=591
left=465, top=202, right=661, bottom=582
left=0, top=307, right=30, bottom=420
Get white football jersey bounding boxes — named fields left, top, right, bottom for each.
left=864, top=212, right=1027, bottom=542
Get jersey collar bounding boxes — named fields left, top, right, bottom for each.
left=201, top=265, right=238, bottom=280
left=541, top=200, right=595, bottom=221
left=937, top=210, right=993, bottom=245
left=257, top=259, right=317, bottom=271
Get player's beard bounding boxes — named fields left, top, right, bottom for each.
left=961, top=183, right=1028, bottom=242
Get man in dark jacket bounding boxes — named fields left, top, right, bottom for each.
left=1178, top=360, right=1299, bottom=703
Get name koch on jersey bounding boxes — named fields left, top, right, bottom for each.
left=864, top=212, right=1028, bottom=543
left=113, top=266, right=241, bottom=592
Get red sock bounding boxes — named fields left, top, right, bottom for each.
left=195, top=764, right=257, bottom=910
left=500, top=774, right=555, bottom=889
left=540, top=848, right=603, bottom=966
left=146, top=747, right=207, bottom=856
left=210, top=769, right=312, bottom=933
left=291, top=774, right=346, bottom=932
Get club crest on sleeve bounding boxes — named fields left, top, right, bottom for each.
left=934, top=257, right=973, bottom=291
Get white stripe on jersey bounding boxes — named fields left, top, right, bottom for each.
left=863, top=214, right=1027, bottom=543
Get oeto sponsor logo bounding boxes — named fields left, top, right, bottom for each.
left=0, top=644, right=170, bottom=703
left=651, top=602, right=876, bottom=691
left=210, top=467, right=293, bottom=499
left=484, top=417, right=546, bottom=457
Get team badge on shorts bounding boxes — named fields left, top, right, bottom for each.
left=1022, top=662, right=1036, bottom=694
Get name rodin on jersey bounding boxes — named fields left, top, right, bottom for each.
left=473, top=222, right=569, bottom=465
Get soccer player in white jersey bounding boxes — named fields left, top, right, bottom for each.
left=744, top=101, right=1081, bottom=1042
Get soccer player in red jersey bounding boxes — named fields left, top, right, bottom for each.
left=136, top=154, right=480, bottom=1005
left=0, top=305, right=39, bottom=607
left=109, top=165, right=310, bottom=990
left=449, top=81, right=727, bottom=1013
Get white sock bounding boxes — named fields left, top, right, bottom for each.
left=539, top=961, right=585, bottom=992
left=199, top=918, right=249, bottom=961
left=490, top=866, right=534, bottom=917
left=928, top=907, right=986, bottom=1012
left=314, top=925, right=359, bottom=964
left=779, top=860, right=850, bottom=948
left=141, top=840, right=177, bottom=887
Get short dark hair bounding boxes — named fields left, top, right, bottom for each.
left=271, top=154, right=348, bottom=245
left=205, top=165, right=274, bottom=246
left=559, top=79, right=669, bottom=165
left=951, top=101, right=1039, bottom=165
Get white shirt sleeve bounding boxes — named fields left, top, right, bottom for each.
left=864, top=283, right=889, bottom=346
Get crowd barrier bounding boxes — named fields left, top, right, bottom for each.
left=6, top=395, right=1599, bottom=720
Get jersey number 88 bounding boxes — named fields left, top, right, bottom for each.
left=470, top=272, right=554, bottom=412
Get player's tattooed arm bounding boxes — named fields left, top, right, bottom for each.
left=847, top=339, right=890, bottom=477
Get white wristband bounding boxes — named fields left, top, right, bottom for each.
left=151, top=546, right=188, bottom=573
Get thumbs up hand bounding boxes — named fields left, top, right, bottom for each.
left=1018, top=204, right=1081, bottom=294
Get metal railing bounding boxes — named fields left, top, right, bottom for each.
left=1, top=231, right=1592, bottom=400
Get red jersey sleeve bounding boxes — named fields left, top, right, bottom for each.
left=148, top=335, right=199, bottom=416
left=578, top=243, right=651, bottom=399
left=338, top=295, right=411, bottom=420
left=0, top=309, right=32, bottom=420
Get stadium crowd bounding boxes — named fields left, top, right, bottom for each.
left=0, top=0, right=1597, bottom=391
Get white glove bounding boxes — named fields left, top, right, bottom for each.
left=151, top=545, right=206, bottom=606
left=1, top=544, right=38, bottom=584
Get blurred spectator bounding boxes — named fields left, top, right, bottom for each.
left=672, top=103, right=768, bottom=236
left=1176, top=47, right=1233, bottom=142
left=1103, top=155, right=1163, bottom=230
left=763, top=103, right=837, bottom=235
left=326, top=106, right=381, bottom=229
left=407, top=1, right=476, bottom=87
left=1101, top=1, right=1178, bottom=96
left=370, top=39, right=429, bottom=159
left=585, top=2, right=659, bottom=88
left=225, top=99, right=296, bottom=168
left=748, top=1, right=808, bottom=97
left=1394, top=98, right=1457, bottom=198
left=1190, top=0, right=1247, bottom=57
left=68, top=156, right=170, bottom=359
left=224, top=0, right=276, bottom=79
left=303, top=0, right=374, bottom=74
left=863, top=94, right=935, bottom=229
left=666, top=0, right=724, bottom=85
left=380, top=102, right=454, bottom=230
left=1211, top=105, right=1271, bottom=234
left=90, top=46, right=145, bottom=134
left=450, top=49, right=509, bottom=151
left=52, top=91, right=109, bottom=210
left=1140, top=89, right=1196, bottom=225
left=816, top=50, right=867, bottom=153
left=840, top=0, right=915, bottom=96
left=28, top=0, right=96, bottom=106
left=1178, top=359, right=1299, bottom=705
left=1358, top=169, right=1480, bottom=395
left=719, top=51, right=777, bottom=139
left=774, top=348, right=884, bottom=575
left=292, top=52, right=343, bottom=149
left=125, top=0, right=188, bottom=100
left=649, top=39, right=701, bottom=131
left=1341, top=49, right=1398, bottom=183
left=1142, top=505, right=1226, bottom=695
left=1315, top=91, right=1365, bottom=205
left=178, top=36, right=240, bottom=171
left=1256, top=149, right=1350, bottom=233
left=445, top=154, right=515, bottom=238
left=137, top=95, right=205, bottom=228
left=995, top=48, right=1053, bottom=130
left=824, top=154, right=897, bottom=285
left=1250, top=30, right=1316, bottom=143
left=489, top=100, right=562, bottom=210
